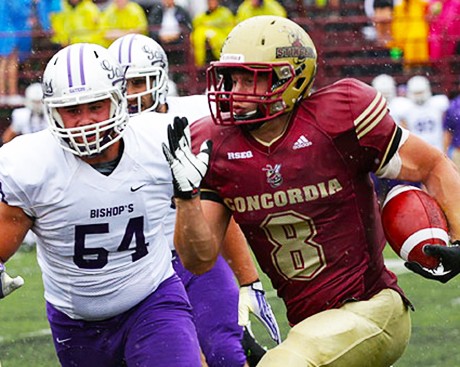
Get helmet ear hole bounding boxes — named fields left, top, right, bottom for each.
left=295, top=77, right=306, bottom=90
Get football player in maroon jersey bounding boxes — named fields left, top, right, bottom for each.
left=162, top=15, right=460, bottom=367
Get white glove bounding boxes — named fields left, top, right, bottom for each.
left=162, top=117, right=212, bottom=199
left=239, top=280, right=282, bottom=344
left=0, top=263, right=24, bottom=299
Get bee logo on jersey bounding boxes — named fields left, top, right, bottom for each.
left=263, top=164, right=283, bottom=188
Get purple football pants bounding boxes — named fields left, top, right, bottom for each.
left=46, top=274, right=201, bottom=367
left=173, top=253, right=246, bottom=367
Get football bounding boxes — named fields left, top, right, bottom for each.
left=381, top=185, right=449, bottom=269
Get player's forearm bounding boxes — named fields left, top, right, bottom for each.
left=221, top=218, right=259, bottom=286
left=174, top=197, right=219, bottom=274
left=424, top=155, right=460, bottom=240
left=0, top=203, right=32, bottom=262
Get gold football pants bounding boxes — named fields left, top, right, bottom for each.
left=258, top=288, right=411, bottom=367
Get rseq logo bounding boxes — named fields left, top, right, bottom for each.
left=227, top=151, right=253, bottom=160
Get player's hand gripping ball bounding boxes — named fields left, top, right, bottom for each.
left=381, top=185, right=449, bottom=269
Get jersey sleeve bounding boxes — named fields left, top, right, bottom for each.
left=0, top=136, right=36, bottom=216
left=333, top=78, right=402, bottom=173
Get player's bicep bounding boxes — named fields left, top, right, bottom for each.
left=397, top=133, right=446, bottom=182
left=0, top=202, right=33, bottom=262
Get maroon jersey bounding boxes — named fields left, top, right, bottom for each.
left=191, top=78, right=407, bottom=325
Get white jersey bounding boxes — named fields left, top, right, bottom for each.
left=10, top=107, right=48, bottom=135
left=397, top=95, right=449, bottom=151
left=0, top=114, right=177, bottom=320
left=155, top=94, right=211, bottom=251
left=166, top=94, right=212, bottom=124
left=387, top=96, right=412, bottom=126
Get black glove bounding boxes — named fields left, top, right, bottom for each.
left=241, top=325, right=267, bottom=367
left=162, top=117, right=212, bottom=199
left=404, top=241, right=460, bottom=283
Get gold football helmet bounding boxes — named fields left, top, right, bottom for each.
left=207, top=16, right=317, bottom=126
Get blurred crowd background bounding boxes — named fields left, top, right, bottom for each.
left=0, top=0, right=459, bottom=127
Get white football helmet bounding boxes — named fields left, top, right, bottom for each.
left=42, top=43, right=128, bottom=157
left=25, top=82, right=44, bottom=115
left=407, top=75, right=432, bottom=105
left=371, top=74, right=396, bottom=102
left=108, top=34, right=169, bottom=115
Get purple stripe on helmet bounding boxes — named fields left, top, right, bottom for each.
left=127, top=34, right=136, bottom=64
left=117, top=37, right=125, bottom=63
left=66, top=47, right=73, bottom=87
left=79, top=45, right=86, bottom=85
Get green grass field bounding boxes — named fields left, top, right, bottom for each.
left=1, top=246, right=460, bottom=367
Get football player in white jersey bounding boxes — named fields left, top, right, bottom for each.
left=1, top=82, right=48, bottom=143
left=108, top=33, right=281, bottom=367
left=399, top=75, right=449, bottom=153
left=0, top=43, right=203, bottom=367
left=1, top=82, right=47, bottom=249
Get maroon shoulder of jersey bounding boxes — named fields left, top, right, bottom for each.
left=190, top=116, right=241, bottom=203
left=301, top=78, right=400, bottom=173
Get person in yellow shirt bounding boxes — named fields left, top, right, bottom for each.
left=100, top=0, right=148, bottom=48
left=235, top=0, right=287, bottom=24
left=50, top=0, right=103, bottom=46
left=391, top=0, right=430, bottom=68
left=191, top=0, right=235, bottom=67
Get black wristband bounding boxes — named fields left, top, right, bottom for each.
left=173, top=186, right=200, bottom=200
left=240, top=279, right=260, bottom=288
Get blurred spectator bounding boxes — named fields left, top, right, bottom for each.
left=100, top=0, right=148, bottom=47
left=148, top=0, right=192, bottom=84
left=50, top=0, right=103, bottom=46
left=2, top=82, right=47, bottom=144
left=235, top=0, right=287, bottom=24
left=148, top=0, right=192, bottom=46
left=221, top=0, right=244, bottom=14
left=443, top=92, right=460, bottom=168
left=131, top=0, right=158, bottom=14
left=391, top=0, right=430, bottom=70
left=427, top=0, right=460, bottom=62
left=175, top=0, right=208, bottom=18
left=191, top=0, right=235, bottom=67
left=0, top=0, right=61, bottom=105
left=365, top=0, right=395, bottom=46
